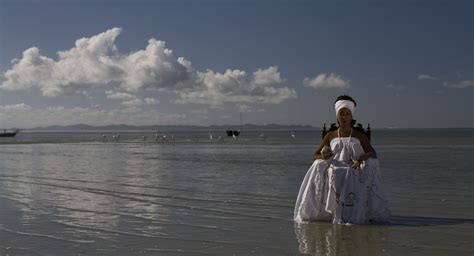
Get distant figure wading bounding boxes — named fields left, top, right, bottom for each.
left=294, top=95, right=391, bottom=224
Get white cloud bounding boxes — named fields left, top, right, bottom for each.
left=121, top=99, right=145, bottom=107
left=105, top=90, right=136, bottom=100
left=1, top=28, right=123, bottom=97
left=417, top=74, right=437, bottom=80
left=443, top=80, right=474, bottom=88
left=1, top=28, right=296, bottom=105
left=0, top=103, right=33, bottom=112
left=386, top=84, right=405, bottom=91
left=235, top=104, right=265, bottom=113
left=119, top=38, right=191, bottom=91
left=303, top=73, right=349, bottom=89
left=144, top=97, right=159, bottom=105
left=120, top=97, right=159, bottom=107
left=253, top=66, right=284, bottom=85
left=237, top=104, right=253, bottom=113
left=0, top=103, right=185, bottom=128
left=175, top=67, right=297, bottom=105
left=105, top=90, right=159, bottom=106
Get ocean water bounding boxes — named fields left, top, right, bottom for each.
left=0, top=129, right=473, bottom=255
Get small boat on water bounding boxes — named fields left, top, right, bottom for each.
left=226, top=130, right=240, bottom=137
left=0, top=129, right=19, bottom=137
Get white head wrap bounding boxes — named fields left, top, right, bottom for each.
left=335, top=100, right=355, bottom=115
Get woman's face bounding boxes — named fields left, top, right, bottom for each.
left=337, top=108, right=352, bottom=126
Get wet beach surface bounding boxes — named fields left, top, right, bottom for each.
left=0, top=130, right=473, bottom=255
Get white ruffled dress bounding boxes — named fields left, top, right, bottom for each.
left=294, top=130, right=391, bottom=224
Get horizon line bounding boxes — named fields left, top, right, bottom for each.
left=12, top=123, right=474, bottom=131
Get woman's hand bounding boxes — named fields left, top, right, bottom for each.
left=320, top=146, right=333, bottom=160
left=349, top=158, right=362, bottom=169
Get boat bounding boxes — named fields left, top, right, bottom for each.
left=0, top=129, right=19, bottom=137
left=226, top=113, right=243, bottom=137
left=226, top=130, right=240, bottom=137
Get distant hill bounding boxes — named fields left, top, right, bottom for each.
left=28, top=123, right=319, bottom=132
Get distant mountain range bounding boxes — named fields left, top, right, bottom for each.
left=28, top=123, right=319, bottom=131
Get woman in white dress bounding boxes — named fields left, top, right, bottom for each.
left=294, top=95, right=391, bottom=224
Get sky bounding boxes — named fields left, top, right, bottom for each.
left=0, top=0, right=472, bottom=129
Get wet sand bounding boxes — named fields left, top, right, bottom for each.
left=0, top=135, right=473, bottom=255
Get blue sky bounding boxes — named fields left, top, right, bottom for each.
left=0, top=0, right=472, bottom=128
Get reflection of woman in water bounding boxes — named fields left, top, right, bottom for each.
left=294, top=221, right=387, bottom=255
left=294, top=95, right=391, bottom=224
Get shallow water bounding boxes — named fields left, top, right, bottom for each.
left=0, top=130, right=473, bottom=255
left=3, top=128, right=474, bottom=146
